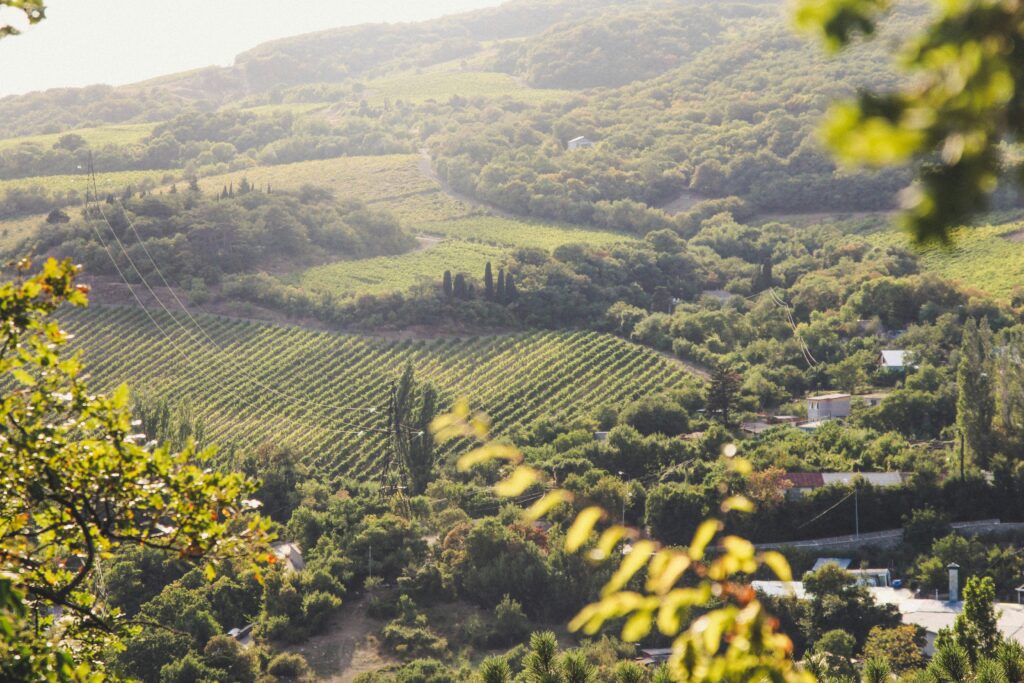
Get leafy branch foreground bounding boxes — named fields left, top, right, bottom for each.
left=0, top=259, right=273, bottom=681
left=432, top=402, right=810, bottom=683
left=795, top=0, right=1024, bottom=243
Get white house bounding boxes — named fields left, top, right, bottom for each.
left=879, top=349, right=910, bottom=370
left=806, top=393, right=851, bottom=420
left=567, top=135, right=595, bottom=150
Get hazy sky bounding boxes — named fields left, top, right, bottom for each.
left=0, top=0, right=504, bottom=97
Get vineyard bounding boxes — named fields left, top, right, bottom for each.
left=868, top=217, right=1024, bottom=299
left=62, top=305, right=695, bottom=480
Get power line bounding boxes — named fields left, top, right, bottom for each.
left=109, top=196, right=385, bottom=418
left=82, top=168, right=393, bottom=438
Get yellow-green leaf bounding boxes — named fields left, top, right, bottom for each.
left=720, top=495, right=754, bottom=513
left=566, top=506, right=604, bottom=552
left=523, top=489, right=573, bottom=522
left=688, top=519, right=721, bottom=561
left=761, top=550, right=793, bottom=581
left=494, top=465, right=540, bottom=497
left=603, top=540, right=656, bottom=597
left=457, top=443, right=522, bottom=471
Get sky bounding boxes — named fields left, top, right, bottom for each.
left=0, top=0, right=504, bottom=97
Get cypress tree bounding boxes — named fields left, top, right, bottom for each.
left=505, top=273, right=518, bottom=302
left=442, top=270, right=453, bottom=298
left=484, top=262, right=494, bottom=300
left=453, top=273, right=467, bottom=299
left=496, top=269, right=506, bottom=303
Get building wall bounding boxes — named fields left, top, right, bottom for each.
left=807, top=397, right=851, bottom=420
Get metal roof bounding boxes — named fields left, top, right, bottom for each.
left=880, top=350, right=908, bottom=367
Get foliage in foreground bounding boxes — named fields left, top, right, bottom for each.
left=0, top=259, right=272, bottom=679
left=433, top=401, right=810, bottom=683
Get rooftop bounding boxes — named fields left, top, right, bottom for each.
left=807, top=393, right=851, bottom=401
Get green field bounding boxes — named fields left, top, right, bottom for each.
left=0, top=169, right=177, bottom=196
left=0, top=123, right=155, bottom=151
left=0, top=214, right=44, bottom=252
left=422, top=216, right=630, bottom=250
left=237, top=103, right=331, bottom=116
left=869, top=220, right=1024, bottom=299
left=362, top=71, right=574, bottom=105
left=293, top=240, right=506, bottom=297
left=64, top=306, right=694, bottom=479
left=197, top=155, right=475, bottom=224
left=201, top=155, right=634, bottom=299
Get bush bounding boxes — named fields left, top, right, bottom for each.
left=491, top=595, right=530, bottom=647
left=301, top=590, right=342, bottom=632
left=266, top=652, right=311, bottom=680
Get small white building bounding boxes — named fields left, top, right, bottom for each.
left=271, top=541, right=305, bottom=572
left=879, top=350, right=910, bottom=370
left=806, top=393, right=851, bottom=420
left=567, top=135, right=595, bottom=150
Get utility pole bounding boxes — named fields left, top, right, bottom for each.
left=854, top=487, right=860, bottom=538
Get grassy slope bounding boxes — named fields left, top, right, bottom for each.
left=0, top=123, right=154, bottom=150
left=866, top=217, right=1024, bottom=299
left=361, top=71, right=574, bottom=105
left=64, top=305, right=693, bottom=478
left=199, top=155, right=633, bottom=298
left=0, top=169, right=178, bottom=196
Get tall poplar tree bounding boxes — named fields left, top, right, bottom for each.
left=957, top=318, right=995, bottom=469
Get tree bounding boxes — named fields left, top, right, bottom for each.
left=434, top=402, right=810, bottom=683
left=480, top=657, right=513, bottom=683
left=453, top=273, right=467, bottom=299
left=860, top=657, right=891, bottom=683
left=957, top=318, right=995, bottom=470
left=619, top=395, right=689, bottom=436
left=0, top=259, right=272, bottom=676
left=862, top=625, right=926, bottom=673
left=45, top=208, right=70, bottom=224
left=484, top=261, right=494, bottom=300
left=524, top=631, right=561, bottom=683
left=496, top=268, right=506, bottom=303
left=794, top=0, right=1024, bottom=241
left=389, top=363, right=439, bottom=496
left=505, top=273, right=518, bottom=302
left=442, top=270, right=453, bottom=298
left=706, top=363, right=741, bottom=426
left=953, top=575, right=1002, bottom=664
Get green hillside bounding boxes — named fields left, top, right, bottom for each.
left=64, top=305, right=695, bottom=480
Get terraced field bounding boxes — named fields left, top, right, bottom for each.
left=63, top=305, right=695, bottom=480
